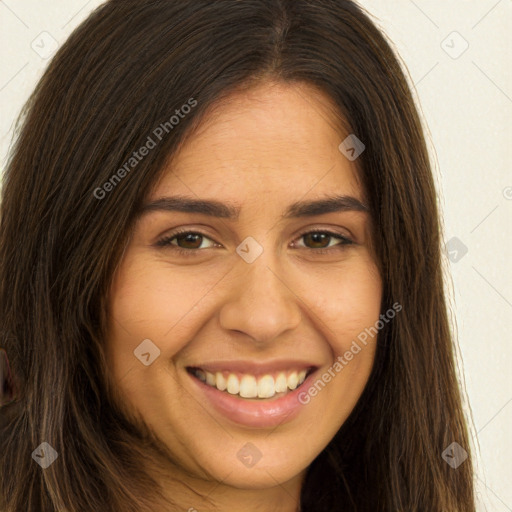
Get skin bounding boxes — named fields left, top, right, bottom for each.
left=105, top=81, right=383, bottom=511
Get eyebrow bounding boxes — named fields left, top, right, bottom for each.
left=139, top=194, right=369, bottom=220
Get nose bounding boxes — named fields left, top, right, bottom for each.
left=218, top=256, right=302, bottom=344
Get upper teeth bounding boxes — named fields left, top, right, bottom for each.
left=193, top=369, right=308, bottom=398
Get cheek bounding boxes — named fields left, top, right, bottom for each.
left=310, top=258, right=382, bottom=348
left=303, top=263, right=381, bottom=422
left=105, top=258, right=190, bottom=378
left=105, top=251, right=234, bottom=386
left=108, top=254, right=220, bottom=340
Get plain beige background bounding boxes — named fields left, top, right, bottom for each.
left=1, top=1, right=511, bottom=510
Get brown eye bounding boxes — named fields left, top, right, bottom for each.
left=156, top=231, right=218, bottom=251
left=303, top=232, right=331, bottom=249
left=174, top=233, right=204, bottom=249
left=297, top=231, right=353, bottom=251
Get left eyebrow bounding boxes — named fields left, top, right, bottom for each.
left=282, top=195, right=369, bottom=218
left=138, top=194, right=369, bottom=220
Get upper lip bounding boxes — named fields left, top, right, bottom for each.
left=186, top=359, right=319, bottom=376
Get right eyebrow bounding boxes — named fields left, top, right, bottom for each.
left=139, top=196, right=241, bottom=219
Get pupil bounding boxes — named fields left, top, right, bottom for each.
left=306, top=233, right=329, bottom=248
left=178, top=233, right=202, bottom=249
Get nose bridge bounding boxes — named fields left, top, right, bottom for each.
left=218, top=245, right=302, bottom=341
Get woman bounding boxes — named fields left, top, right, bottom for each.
left=0, top=0, right=475, bottom=510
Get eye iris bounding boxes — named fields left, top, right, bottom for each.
left=176, top=233, right=202, bottom=249
left=304, top=233, right=330, bottom=249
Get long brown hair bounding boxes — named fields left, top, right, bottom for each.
left=0, top=0, right=475, bottom=510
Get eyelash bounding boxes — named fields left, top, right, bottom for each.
left=155, top=228, right=353, bottom=256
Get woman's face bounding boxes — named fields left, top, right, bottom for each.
left=105, top=81, right=382, bottom=500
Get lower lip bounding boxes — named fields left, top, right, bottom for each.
left=187, top=369, right=318, bottom=428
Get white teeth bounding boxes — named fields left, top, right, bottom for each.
left=206, top=372, right=216, bottom=387
left=215, top=371, right=227, bottom=391
left=287, top=372, right=299, bottom=390
left=258, top=375, right=276, bottom=398
left=239, top=375, right=258, bottom=398
left=226, top=374, right=239, bottom=395
left=275, top=372, right=288, bottom=393
left=194, top=368, right=311, bottom=399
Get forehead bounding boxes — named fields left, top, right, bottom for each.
left=151, top=81, right=364, bottom=205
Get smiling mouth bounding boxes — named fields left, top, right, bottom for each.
left=186, top=366, right=317, bottom=400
